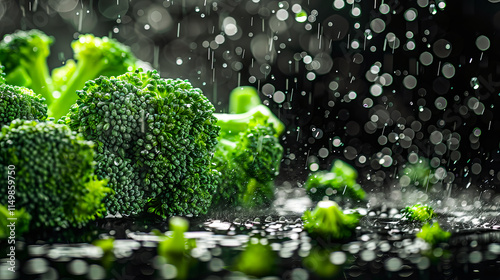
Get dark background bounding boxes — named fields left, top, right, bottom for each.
left=2, top=0, right=500, bottom=201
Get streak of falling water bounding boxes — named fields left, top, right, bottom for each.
left=153, top=45, right=159, bottom=69
left=177, top=23, right=181, bottom=37
left=78, top=10, right=83, bottom=32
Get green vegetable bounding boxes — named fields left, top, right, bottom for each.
left=212, top=87, right=284, bottom=208
left=304, top=159, right=365, bottom=202
left=302, top=200, right=360, bottom=241
left=157, top=217, right=196, bottom=280
left=0, top=83, right=47, bottom=127
left=303, top=248, right=342, bottom=279
left=401, top=203, right=435, bottom=223
left=0, top=205, right=31, bottom=239
left=0, top=120, right=110, bottom=229
left=0, top=29, right=54, bottom=104
left=0, top=63, right=5, bottom=84
left=49, top=34, right=137, bottom=119
left=59, top=69, right=220, bottom=217
left=400, top=157, right=434, bottom=188
left=93, top=238, right=115, bottom=269
left=233, top=239, right=276, bottom=277
left=416, top=222, right=451, bottom=246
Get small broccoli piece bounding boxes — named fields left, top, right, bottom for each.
left=401, top=203, right=436, bottom=223
left=303, top=248, right=341, bottom=278
left=0, top=29, right=54, bottom=104
left=416, top=222, right=451, bottom=246
left=233, top=239, right=276, bottom=277
left=302, top=200, right=360, bottom=241
left=400, top=157, right=434, bottom=188
left=0, top=64, right=5, bottom=84
left=157, top=217, right=196, bottom=280
left=0, top=120, right=110, bottom=229
left=305, top=159, right=365, bottom=203
left=49, top=34, right=137, bottom=119
left=0, top=205, right=31, bottom=239
left=60, top=69, right=220, bottom=217
left=0, top=83, right=47, bottom=127
left=212, top=87, right=284, bottom=208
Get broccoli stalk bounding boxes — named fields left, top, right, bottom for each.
left=0, top=30, right=54, bottom=104
left=302, top=200, right=360, bottom=241
left=212, top=87, right=284, bottom=208
left=49, top=34, right=137, bottom=119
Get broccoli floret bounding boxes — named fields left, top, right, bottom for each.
left=416, top=222, right=451, bottom=246
left=59, top=69, right=220, bottom=217
left=0, top=83, right=47, bottom=127
left=400, top=157, right=434, bottom=188
left=401, top=203, right=436, bottom=223
left=304, top=159, right=365, bottom=203
left=157, top=217, right=196, bottom=280
left=233, top=239, right=276, bottom=277
left=0, top=29, right=54, bottom=104
left=302, top=200, right=360, bottom=241
left=49, top=34, right=137, bottom=119
left=0, top=120, right=110, bottom=229
left=303, top=248, right=341, bottom=278
left=212, top=87, right=284, bottom=208
left=0, top=205, right=31, bottom=239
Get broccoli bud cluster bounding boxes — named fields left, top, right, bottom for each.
left=0, top=83, right=47, bottom=127
left=60, top=69, right=220, bottom=216
left=0, top=120, right=109, bottom=229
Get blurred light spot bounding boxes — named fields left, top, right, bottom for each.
left=370, top=84, right=383, bottom=96
left=404, top=8, right=418, bottom=21
left=273, top=91, right=286, bottom=103
left=385, top=257, right=403, bottom=272
left=370, top=18, right=386, bottom=33
left=403, top=75, right=417, bottom=89
left=379, top=4, right=390, bottom=14
left=277, top=9, right=289, bottom=21
left=68, top=259, right=88, bottom=276
left=333, top=0, right=345, bottom=10
left=215, top=34, right=225, bottom=44
left=330, top=251, right=346, bottom=265
left=441, top=63, right=455, bottom=78
left=434, top=97, right=447, bottom=110
left=98, top=0, right=129, bottom=19
left=318, top=148, right=329, bottom=158
left=419, top=52, right=434, bottom=66
left=49, top=0, right=79, bottom=13
left=476, top=35, right=490, bottom=51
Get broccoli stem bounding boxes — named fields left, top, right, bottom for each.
left=23, top=56, right=53, bottom=105
left=214, top=104, right=285, bottom=136
left=49, top=59, right=104, bottom=119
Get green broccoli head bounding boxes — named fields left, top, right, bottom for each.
left=302, top=200, right=360, bottom=241
left=401, top=203, right=436, bottom=223
left=49, top=34, right=138, bottom=119
left=416, top=222, right=451, bottom=246
left=0, top=83, right=47, bottom=127
left=305, top=159, right=365, bottom=203
left=59, top=69, right=220, bottom=217
left=0, top=120, right=110, bottom=229
left=212, top=90, right=284, bottom=209
left=0, top=29, right=54, bottom=104
left=233, top=239, right=276, bottom=277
